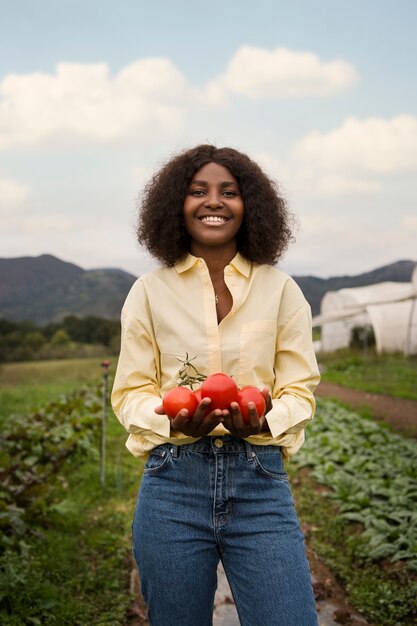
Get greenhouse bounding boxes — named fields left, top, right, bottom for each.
left=313, top=264, right=417, bottom=355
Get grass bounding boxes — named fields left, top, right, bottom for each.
left=0, top=357, right=112, bottom=422
left=0, top=357, right=141, bottom=625
left=318, top=349, right=417, bottom=401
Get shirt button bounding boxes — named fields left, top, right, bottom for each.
left=214, top=438, right=224, bottom=448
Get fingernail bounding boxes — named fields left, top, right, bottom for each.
left=181, top=410, right=188, bottom=417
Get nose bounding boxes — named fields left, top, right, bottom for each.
left=205, top=192, right=223, bottom=208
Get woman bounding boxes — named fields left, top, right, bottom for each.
left=112, top=145, right=320, bottom=625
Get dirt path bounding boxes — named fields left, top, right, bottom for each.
left=127, top=556, right=371, bottom=626
left=316, top=381, right=417, bottom=437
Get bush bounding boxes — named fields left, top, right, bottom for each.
left=350, top=325, right=375, bottom=350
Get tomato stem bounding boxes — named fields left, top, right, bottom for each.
left=175, top=353, right=207, bottom=390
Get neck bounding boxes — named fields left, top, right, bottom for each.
left=190, top=243, right=237, bottom=277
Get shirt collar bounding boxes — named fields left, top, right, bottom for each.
left=174, top=254, right=199, bottom=273
left=174, top=252, right=251, bottom=277
left=229, top=252, right=251, bottom=278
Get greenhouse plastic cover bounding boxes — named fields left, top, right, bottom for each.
left=314, top=265, right=417, bottom=354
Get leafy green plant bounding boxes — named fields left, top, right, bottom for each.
left=0, top=387, right=102, bottom=551
left=294, top=399, right=417, bottom=570
left=288, top=464, right=417, bottom=626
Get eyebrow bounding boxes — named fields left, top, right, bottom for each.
left=189, top=180, right=238, bottom=188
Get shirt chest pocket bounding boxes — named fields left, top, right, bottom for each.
left=238, top=320, right=277, bottom=386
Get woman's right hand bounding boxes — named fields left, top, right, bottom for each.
left=155, top=398, right=225, bottom=437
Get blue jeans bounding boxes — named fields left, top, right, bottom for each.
left=132, top=436, right=318, bottom=626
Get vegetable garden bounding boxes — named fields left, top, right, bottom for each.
left=295, top=400, right=417, bottom=570
left=0, top=356, right=416, bottom=625
left=0, top=360, right=139, bottom=625
left=291, top=399, right=417, bottom=625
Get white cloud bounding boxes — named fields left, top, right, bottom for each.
left=252, top=151, right=380, bottom=199
left=0, top=59, right=194, bottom=149
left=0, top=178, right=28, bottom=209
left=292, top=115, right=417, bottom=174
left=0, top=48, right=359, bottom=150
left=284, top=215, right=417, bottom=277
left=401, top=214, right=417, bottom=231
left=213, top=46, right=358, bottom=99
left=131, top=164, right=154, bottom=188
left=0, top=206, right=156, bottom=277
left=312, top=174, right=381, bottom=196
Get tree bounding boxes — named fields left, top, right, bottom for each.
left=25, top=331, right=46, bottom=352
left=50, top=329, right=71, bottom=346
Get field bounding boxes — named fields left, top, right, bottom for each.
left=1, top=354, right=417, bottom=625
left=319, top=350, right=417, bottom=401
left=0, top=358, right=140, bottom=625
left=0, top=358, right=113, bottom=421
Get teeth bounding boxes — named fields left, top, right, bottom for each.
left=200, top=216, right=228, bottom=223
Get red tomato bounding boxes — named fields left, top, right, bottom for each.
left=237, top=386, right=266, bottom=424
left=193, top=388, right=211, bottom=416
left=201, top=373, right=238, bottom=410
left=163, top=387, right=198, bottom=419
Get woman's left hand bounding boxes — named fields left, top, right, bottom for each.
left=222, top=387, right=272, bottom=437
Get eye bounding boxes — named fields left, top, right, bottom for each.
left=190, top=189, right=205, bottom=196
left=222, top=190, right=238, bottom=197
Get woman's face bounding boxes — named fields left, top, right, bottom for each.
left=183, top=162, right=244, bottom=255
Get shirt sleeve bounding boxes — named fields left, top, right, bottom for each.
left=111, top=280, right=171, bottom=439
left=264, top=290, right=321, bottom=440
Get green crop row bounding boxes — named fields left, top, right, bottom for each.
left=0, top=387, right=102, bottom=552
left=293, top=399, right=417, bottom=569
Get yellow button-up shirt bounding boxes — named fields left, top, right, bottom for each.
left=111, top=252, right=320, bottom=459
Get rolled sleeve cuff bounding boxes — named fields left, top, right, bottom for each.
left=121, top=395, right=171, bottom=439
left=265, top=396, right=313, bottom=439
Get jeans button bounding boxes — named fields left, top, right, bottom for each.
left=214, top=438, right=224, bottom=448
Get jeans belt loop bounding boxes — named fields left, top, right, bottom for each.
left=244, top=440, right=254, bottom=461
left=170, top=445, right=179, bottom=458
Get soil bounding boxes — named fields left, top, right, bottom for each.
left=126, top=555, right=148, bottom=625
left=316, top=381, right=417, bottom=438
left=306, top=545, right=371, bottom=626
left=124, top=383, right=417, bottom=626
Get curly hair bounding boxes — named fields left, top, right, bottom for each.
left=137, top=144, right=293, bottom=266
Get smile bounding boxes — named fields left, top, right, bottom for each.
left=199, top=216, right=229, bottom=223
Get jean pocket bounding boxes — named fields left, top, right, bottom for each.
left=252, top=450, right=288, bottom=480
left=143, top=447, right=170, bottom=475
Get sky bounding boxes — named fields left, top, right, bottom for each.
left=1, top=0, right=416, bottom=278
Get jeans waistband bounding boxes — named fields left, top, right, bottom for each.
left=162, top=436, right=281, bottom=459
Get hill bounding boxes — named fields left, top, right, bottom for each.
left=0, top=255, right=415, bottom=323
left=293, top=259, right=416, bottom=315
left=0, top=254, right=137, bottom=324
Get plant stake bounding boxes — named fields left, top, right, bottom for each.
left=100, top=360, right=110, bottom=491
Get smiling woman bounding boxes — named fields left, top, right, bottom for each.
left=112, top=144, right=320, bottom=626
left=183, top=162, right=244, bottom=257
left=137, top=144, right=292, bottom=267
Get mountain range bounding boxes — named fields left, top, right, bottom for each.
left=0, top=254, right=415, bottom=324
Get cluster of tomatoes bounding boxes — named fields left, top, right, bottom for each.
left=162, top=373, right=265, bottom=424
